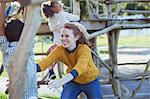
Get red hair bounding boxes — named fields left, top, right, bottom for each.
left=63, top=23, right=91, bottom=47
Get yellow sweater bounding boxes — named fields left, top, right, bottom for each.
left=38, top=44, right=100, bottom=84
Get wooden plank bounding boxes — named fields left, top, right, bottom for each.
left=37, top=22, right=50, bottom=34
left=89, top=23, right=150, bottom=39
left=16, top=0, right=31, bottom=6
left=102, top=94, right=150, bottom=99
left=37, top=18, right=150, bottom=35
left=101, top=79, right=150, bottom=98
left=86, top=18, right=150, bottom=22
left=108, top=0, right=150, bottom=4
left=73, top=0, right=80, bottom=16
left=121, top=10, right=150, bottom=14
left=80, top=20, right=107, bottom=30
left=37, top=21, right=107, bottom=34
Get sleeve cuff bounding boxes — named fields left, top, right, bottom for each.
left=70, top=69, right=78, bottom=79
left=36, top=64, right=41, bottom=72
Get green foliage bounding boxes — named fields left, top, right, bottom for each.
left=35, top=35, right=53, bottom=43
left=125, top=3, right=145, bottom=10
left=80, top=1, right=89, bottom=19
left=124, top=2, right=149, bottom=16
left=39, top=96, right=59, bottom=99
left=62, top=0, right=70, bottom=7
left=62, top=0, right=150, bottom=18
left=0, top=93, right=59, bottom=99
left=0, top=70, right=8, bottom=77
left=0, top=93, right=7, bottom=99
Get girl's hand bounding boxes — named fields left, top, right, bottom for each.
left=48, top=79, right=63, bottom=89
left=48, top=73, right=74, bottom=89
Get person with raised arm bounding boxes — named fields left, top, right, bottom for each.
left=37, top=22, right=100, bottom=99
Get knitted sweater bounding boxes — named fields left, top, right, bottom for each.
left=38, top=44, right=100, bottom=84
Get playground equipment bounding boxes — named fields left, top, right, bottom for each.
left=0, top=0, right=150, bottom=99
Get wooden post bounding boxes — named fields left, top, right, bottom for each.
left=108, top=31, right=123, bottom=98
left=85, top=0, right=92, bottom=18
left=104, top=0, right=123, bottom=98
left=17, top=0, right=31, bottom=6
left=90, top=37, right=98, bottom=66
left=73, top=0, right=80, bottom=16
left=9, top=5, right=42, bottom=99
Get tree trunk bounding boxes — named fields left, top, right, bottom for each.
left=9, top=5, right=42, bottom=99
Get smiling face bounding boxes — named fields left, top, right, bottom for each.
left=51, top=1, right=62, bottom=13
left=61, top=28, right=79, bottom=49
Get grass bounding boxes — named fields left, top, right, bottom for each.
left=96, top=35, right=150, bottom=54
left=39, top=96, right=59, bottom=99
left=96, top=35, right=150, bottom=47
left=0, top=70, right=8, bottom=77
left=34, top=42, right=52, bottom=53
left=0, top=93, right=59, bottom=99
left=0, top=93, right=8, bottom=99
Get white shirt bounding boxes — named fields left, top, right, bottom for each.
left=48, top=11, right=79, bottom=44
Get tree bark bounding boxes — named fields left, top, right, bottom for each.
left=9, top=5, right=42, bottom=99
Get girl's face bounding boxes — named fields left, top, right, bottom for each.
left=61, top=28, right=79, bottom=49
left=52, top=2, right=62, bottom=13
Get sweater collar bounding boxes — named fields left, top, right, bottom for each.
left=66, top=43, right=78, bottom=53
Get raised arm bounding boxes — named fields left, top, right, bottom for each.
left=0, top=3, right=6, bottom=36
left=65, top=12, right=80, bottom=22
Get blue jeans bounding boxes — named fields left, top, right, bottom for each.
left=61, top=78, right=100, bottom=99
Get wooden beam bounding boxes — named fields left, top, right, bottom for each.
left=35, top=53, right=47, bottom=55
left=86, top=18, right=150, bottom=22
left=37, top=21, right=107, bottom=34
left=37, top=23, right=150, bottom=47
left=119, top=73, right=150, bottom=80
left=91, top=49, right=112, bottom=73
left=37, top=23, right=50, bottom=34
left=89, top=23, right=150, bottom=39
left=80, top=20, right=107, bottom=30
left=73, top=0, right=80, bottom=16
left=108, top=0, right=150, bottom=4
left=131, top=60, right=150, bottom=98
left=118, top=62, right=147, bottom=65
left=121, top=10, right=150, bottom=14
left=37, top=18, right=150, bottom=35
left=16, top=0, right=31, bottom=6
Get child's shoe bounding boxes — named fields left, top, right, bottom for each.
left=48, top=69, right=56, bottom=79
left=0, top=65, right=4, bottom=76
